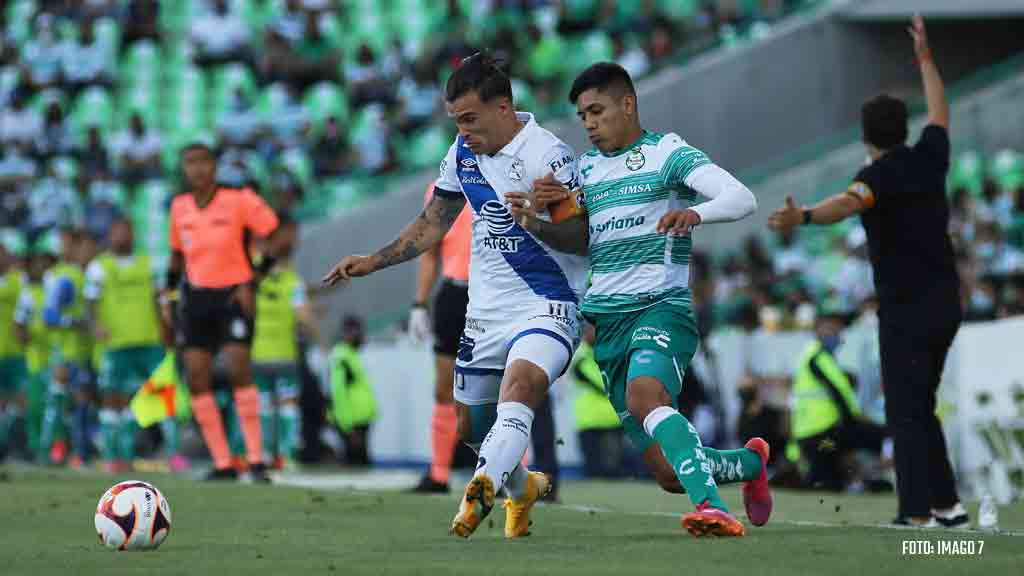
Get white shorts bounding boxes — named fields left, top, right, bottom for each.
left=454, top=301, right=580, bottom=406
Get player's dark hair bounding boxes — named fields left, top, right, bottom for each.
left=180, top=141, right=216, bottom=158
left=861, top=94, right=909, bottom=150
left=445, top=52, right=513, bottom=104
left=569, top=62, right=636, bottom=105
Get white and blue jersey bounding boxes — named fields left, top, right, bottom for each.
left=434, top=112, right=588, bottom=402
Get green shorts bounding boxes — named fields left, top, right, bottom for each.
left=584, top=301, right=699, bottom=452
left=0, top=356, right=28, bottom=395
left=253, top=363, right=299, bottom=400
left=98, top=345, right=165, bottom=395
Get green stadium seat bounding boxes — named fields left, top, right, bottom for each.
left=29, top=88, right=67, bottom=116
left=118, top=86, right=160, bottom=132
left=510, top=78, right=537, bottom=113
left=130, top=179, right=172, bottom=262
left=94, top=18, right=121, bottom=55
left=949, top=150, right=984, bottom=196
left=70, top=86, right=115, bottom=134
left=277, top=147, right=314, bottom=192
left=989, top=149, right=1024, bottom=191
left=302, top=81, right=350, bottom=132
left=163, top=66, right=208, bottom=134
left=209, top=63, right=258, bottom=126
left=398, top=125, right=449, bottom=170
left=5, top=0, right=38, bottom=46
left=121, top=40, right=161, bottom=92
left=656, top=0, right=699, bottom=21
left=567, top=32, right=614, bottom=74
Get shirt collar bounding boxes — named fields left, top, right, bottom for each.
left=602, top=130, right=649, bottom=158
left=492, top=112, right=535, bottom=158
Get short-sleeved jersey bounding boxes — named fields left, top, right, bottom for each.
left=423, top=183, right=471, bottom=282
left=578, top=131, right=710, bottom=314
left=434, top=112, right=587, bottom=319
left=849, top=125, right=959, bottom=321
left=169, top=187, right=279, bottom=289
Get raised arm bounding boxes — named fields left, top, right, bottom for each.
left=910, top=15, right=948, bottom=129
left=322, top=191, right=466, bottom=286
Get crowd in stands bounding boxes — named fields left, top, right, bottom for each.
left=688, top=156, right=1024, bottom=337
left=1, top=0, right=816, bottom=247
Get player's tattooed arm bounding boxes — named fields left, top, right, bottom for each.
left=323, top=191, right=465, bottom=286
left=373, top=192, right=466, bottom=269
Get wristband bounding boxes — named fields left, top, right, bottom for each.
left=412, top=301, right=427, bottom=309
left=802, top=209, right=812, bottom=225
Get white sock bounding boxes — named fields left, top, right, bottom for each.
left=474, top=402, right=534, bottom=494
left=504, top=465, right=529, bottom=500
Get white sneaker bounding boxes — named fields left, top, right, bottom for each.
left=932, top=503, right=969, bottom=528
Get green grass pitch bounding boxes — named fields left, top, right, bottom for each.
left=2, top=467, right=1022, bottom=576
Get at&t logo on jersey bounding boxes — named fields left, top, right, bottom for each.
left=481, top=200, right=514, bottom=234
left=480, top=200, right=523, bottom=253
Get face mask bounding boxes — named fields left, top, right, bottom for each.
left=977, top=243, right=996, bottom=259
left=821, top=334, right=842, bottom=353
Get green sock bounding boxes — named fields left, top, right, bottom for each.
left=99, top=408, right=119, bottom=460
left=649, top=409, right=727, bottom=511
left=26, top=375, right=45, bottom=455
left=40, top=385, right=66, bottom=454
left=278, top=404, right=299, bottom=459
left=160, top=418, right=179, bottom=457
left=701, top=447, right=763, bottom=484
left=118, top=408, right=136, bottom=461
left=260, top=391, right=274, bottom=462
left=0, top=406, right=11, bottom=450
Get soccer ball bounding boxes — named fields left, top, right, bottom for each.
left=94, top=480, right=172, bottom=551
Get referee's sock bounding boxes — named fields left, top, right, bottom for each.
left=191, top=392, right=232, bottom=470
left=234, top=386, right=264, bottom=465
left=430, top=403, right=458, bottom=484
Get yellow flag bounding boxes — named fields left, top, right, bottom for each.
left=130, top=352, right=188, bottom=427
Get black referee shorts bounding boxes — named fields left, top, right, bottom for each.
left=177, top=283, right=255, bottom=352
left=432, top=278, right=469, bottom=357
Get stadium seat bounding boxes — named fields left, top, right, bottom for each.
left=94, top=17, right=121, bottom=55
left=4, top=0, right=38, bottom=46
left=277, top=148, right=314, bottom=193
left=121, top=40, right=162, bottom=93
left=302, top=81, right=350, bottom=133
left=209, top=63, right=259, bottom=126
left=657, top=0, right=699, bottom=22
left=130, top=179, right=172, bottom=267
left=949, top=150, right=984, bottom=196
left=69, top=86, right=115, bottom=134
left=397, top=125, right=450, bottom=171
left=118, top=86, right=160, bottom=132
left=990, top=149, right=1024, bottom=191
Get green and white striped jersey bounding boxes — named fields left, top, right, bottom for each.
left=580, top=131, right=710, bottom=314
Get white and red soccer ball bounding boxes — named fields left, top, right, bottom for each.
left=94, top=480, right=172, bottom=551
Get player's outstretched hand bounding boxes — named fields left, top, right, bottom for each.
left=505, top=191, right=537, bottom=229
left=532, top=173, right=569, bottom=212
left=908, top=14, right=931, bottom=62
left=657, top=208, right=702, bottom=235
left=321, top=254, right=378, bottom=286
left=767, top=195, right=802, bottom=232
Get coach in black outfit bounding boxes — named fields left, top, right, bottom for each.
left=769, top=16, right=968, bottom=527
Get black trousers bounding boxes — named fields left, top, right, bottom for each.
left=799, top=419, right=887, bottom=491
left=879, top=317, right=960, bottom=518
